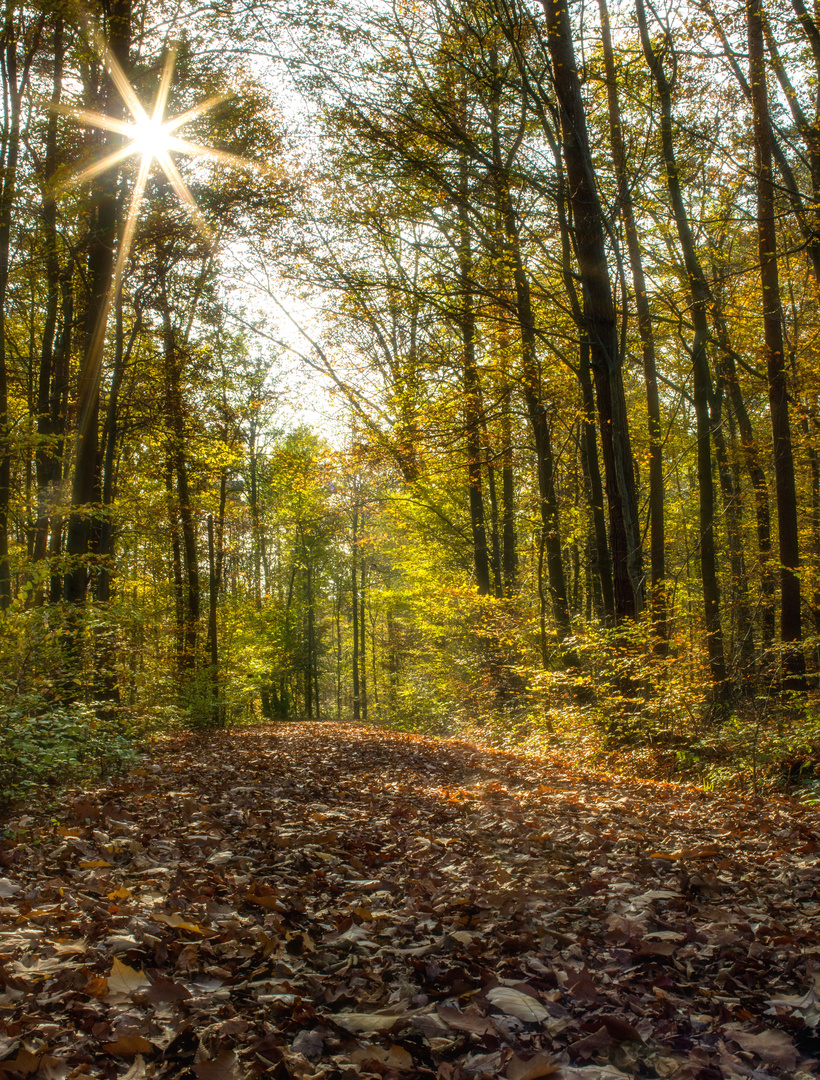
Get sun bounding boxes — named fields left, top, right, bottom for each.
left=56, top=32, right=262, bottom=453
left=59, top=36, right=256, bottom=262
left=132, top=115, right=172, bottom=161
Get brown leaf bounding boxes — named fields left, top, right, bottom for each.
left=350, top=1043, right=414, bottom=1069
left=333, top=1011, right=407, bottom=1033
left=101, top=1035, right=154, bottom=1056
left=596, top=1014, right=643, bottom=1043
left=505, top=1051, right=560, bottom=1079
left=437, top=1003, right=496, bottom=1035
left=0, top=1048, right=41, bottom=1077
left=726, top=1028, right=799, bottom=1070
left=193, top=1051, right=242, bottom=1080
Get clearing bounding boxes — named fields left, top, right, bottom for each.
left=0, top=723, right=819, bottom=1080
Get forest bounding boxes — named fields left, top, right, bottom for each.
left=2, top=0, right=820, bottom=805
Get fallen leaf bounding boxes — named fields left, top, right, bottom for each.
left=333, top=1012, right=407, bottom=1032
left=350, top=1043, right=413, bottom=1069
left=505, top=1050, right=560, bottom=1079
left=153, top=912, right=208, bottom=934
left=0, top=878, right=20, bottom=898
left=193, top=1050, right=241, bottom=1080
left=106, top=957, right=151, bottom=997
left=101, top=1035, right=154, bottom=1056
left=486, top=987, right=549, bottom=1023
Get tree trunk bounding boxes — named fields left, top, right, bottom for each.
left=457, top=179, right=492, bottom=595
left=748, top=0, right=806, bottom=686
left=543, top=0, right=644, bottom=622
left=597, top=0, right=666, bottom=642
left=351, top=502, right=360, bottom=720
left=64, top=0, right=130, bottom=604
left=637, top=0, right=728, bottom=695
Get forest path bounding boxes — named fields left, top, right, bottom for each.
left=1, top=722, right=819, bottom=1080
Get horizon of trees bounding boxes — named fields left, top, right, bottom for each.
left=2, top=0, right=820, bottom=799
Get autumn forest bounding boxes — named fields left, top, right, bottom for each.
left=2, top=0, right=820, bottom=803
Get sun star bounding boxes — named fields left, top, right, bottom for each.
left=59, top=34, right=254, bottom=287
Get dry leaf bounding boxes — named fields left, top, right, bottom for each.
left=106, top=957, right=151, bottom=997
left=334, top=1012, right=406, bottom=1032
left=505, top=1051, right=560, bottom=1079
left=486, top=987, right=549, bottom=1023
left=193, top=1050, right=241, bottom=1080
left=154, top=912, right=207, bottom=934
left=101, top=1035, right=154, bottom=1056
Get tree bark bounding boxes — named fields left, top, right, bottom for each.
left=597, top=0, right=666, bottom=642
left=64, top=0, right=130, bottom=604
left=543, top=0, right=644, bottom=622
left=636, top=0, right=728, bottom=695
left=748, top=0, right=805, bottom=685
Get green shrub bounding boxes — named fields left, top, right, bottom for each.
left=0, top=694, right=140, bottom=811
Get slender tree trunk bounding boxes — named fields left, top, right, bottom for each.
left=351, top=502, right=360, bottom=720
left=457, top=178, right=492, bottom=595
left=714, top=314, right=776, bottom=647
left=598, top=0, right=666, bottom=642
left=637, top=0, right=728, bottom=695
left=0, top=7, right=43, bottom=606
left=543, top=0, right=644, bottom=622
left=498, top=325, right=517, bottom=595
left=748, top=0, right=805, bottom=685
left=64, top=0, right=130, bottom=604
left=33, top=14, right=64, bottom=582
left=360, top=556, right=368, bottom=721
left=162, top=302, right=199, bottom=670
left=711, top=379, right=755, bottom=672
left=166, top=458, right=185, bottom=671
left=578, top=339, right=616, bottom=624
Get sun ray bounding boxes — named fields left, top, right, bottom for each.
left=53, top=102, right=135, bottom=138
left=155, top=148, right=213, bottom=240
left=113, top=152, right=153, bottom=287
left=64, top=142, right=139, bottom=188
left=164, top=93, right=229, bottom=133
left=88, top=24, right=149, bottom=125
left=166, top=135, right=256, bottom=173
left=153, top=48, right=177, bottom=123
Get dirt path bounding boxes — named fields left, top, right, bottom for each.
left=1, top=723, right=819, bottom=1079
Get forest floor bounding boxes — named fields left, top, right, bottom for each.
left=1, top=723, right=820, bottom=1080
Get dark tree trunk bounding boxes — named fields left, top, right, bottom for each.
left=714, top=315, right=776, bottom=647
left=457, top=182, right=492, bottom=595
left=543, top=0, right=644, bottom=622
left=64, top=0, right=130, bottom=604
left=351, top=503, right=360, bottom=720
left=166, top=459, right=185, bottom=670
left=637, top=0, right=728, bottom=695
left=162, top=301, right=199, bottom=670
left=598, top=0, right=666, bottom=642
left=360, top=557, right=368, bottom=721
left=579, top=339, right=616, bottom=624
left=33, top=14, right=64, bottom=583
left=748, top=0, right=806, bottom=685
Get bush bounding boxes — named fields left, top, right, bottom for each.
left=0, top=694, right=141, bottom=812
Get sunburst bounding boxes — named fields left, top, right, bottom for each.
left=60, top=36, right=254, bottom=279
left=57, top=29, right=260, bottom=457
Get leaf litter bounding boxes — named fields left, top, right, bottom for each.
left=0, top=722, right=818, bottom=1079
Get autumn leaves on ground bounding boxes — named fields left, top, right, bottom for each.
left=1, top=725, right=819, bottom=1080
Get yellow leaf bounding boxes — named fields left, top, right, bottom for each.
left=106, top=957, right=151, bottom=997
left=154, top=912, right=207, bottom=934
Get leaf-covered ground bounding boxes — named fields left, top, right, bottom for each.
left=1, top=723, right=820, bottom=1080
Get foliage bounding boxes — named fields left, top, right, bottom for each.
left=0, top=694, right=141, bottom=811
